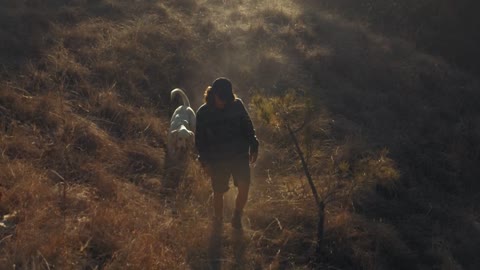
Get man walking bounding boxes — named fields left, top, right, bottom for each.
left=195, top=77, right=259, bottom=230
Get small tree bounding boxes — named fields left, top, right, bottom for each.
left=251, top=90, right=400, bottom=266
left=251, top=90, right=400, bottom=254
left=252, top=90, right=326, bottom=251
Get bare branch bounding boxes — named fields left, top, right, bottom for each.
left=285, top=123, right=323, bottom=208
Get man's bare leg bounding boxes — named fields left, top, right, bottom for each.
left=235, top=182, right=250, bottom=213
left=232, top=182, right=250, bottom=229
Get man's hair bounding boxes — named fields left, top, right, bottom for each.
left=204, top=77, right=236, bottom=106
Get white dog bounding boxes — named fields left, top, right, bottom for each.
left=168, top=88, right=196, bottom=160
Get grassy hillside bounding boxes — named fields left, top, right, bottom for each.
left=312, top=0, right=480, bottom=74
left=1, top=0, right=479, bottom=269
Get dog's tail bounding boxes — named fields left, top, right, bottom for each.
left=171, top=88, right=190, bottom=107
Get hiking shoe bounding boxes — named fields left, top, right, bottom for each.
left=231, top=211, right=242, bottom=230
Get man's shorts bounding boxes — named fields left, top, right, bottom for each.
left=210, top=157, right=250, bottom=193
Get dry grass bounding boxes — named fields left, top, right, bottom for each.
left=0, top=0, right=479, bottom=269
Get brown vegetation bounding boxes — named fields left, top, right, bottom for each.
left=0, top=0, right=479, bottom=269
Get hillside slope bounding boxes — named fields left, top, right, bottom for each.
left=1, top=0, right=479, bottom=269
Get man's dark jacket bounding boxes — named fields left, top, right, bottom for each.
left=195, top=99, right=259, bottom=164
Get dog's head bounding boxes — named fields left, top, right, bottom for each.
left=170, top=127, right=194, bottom=156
